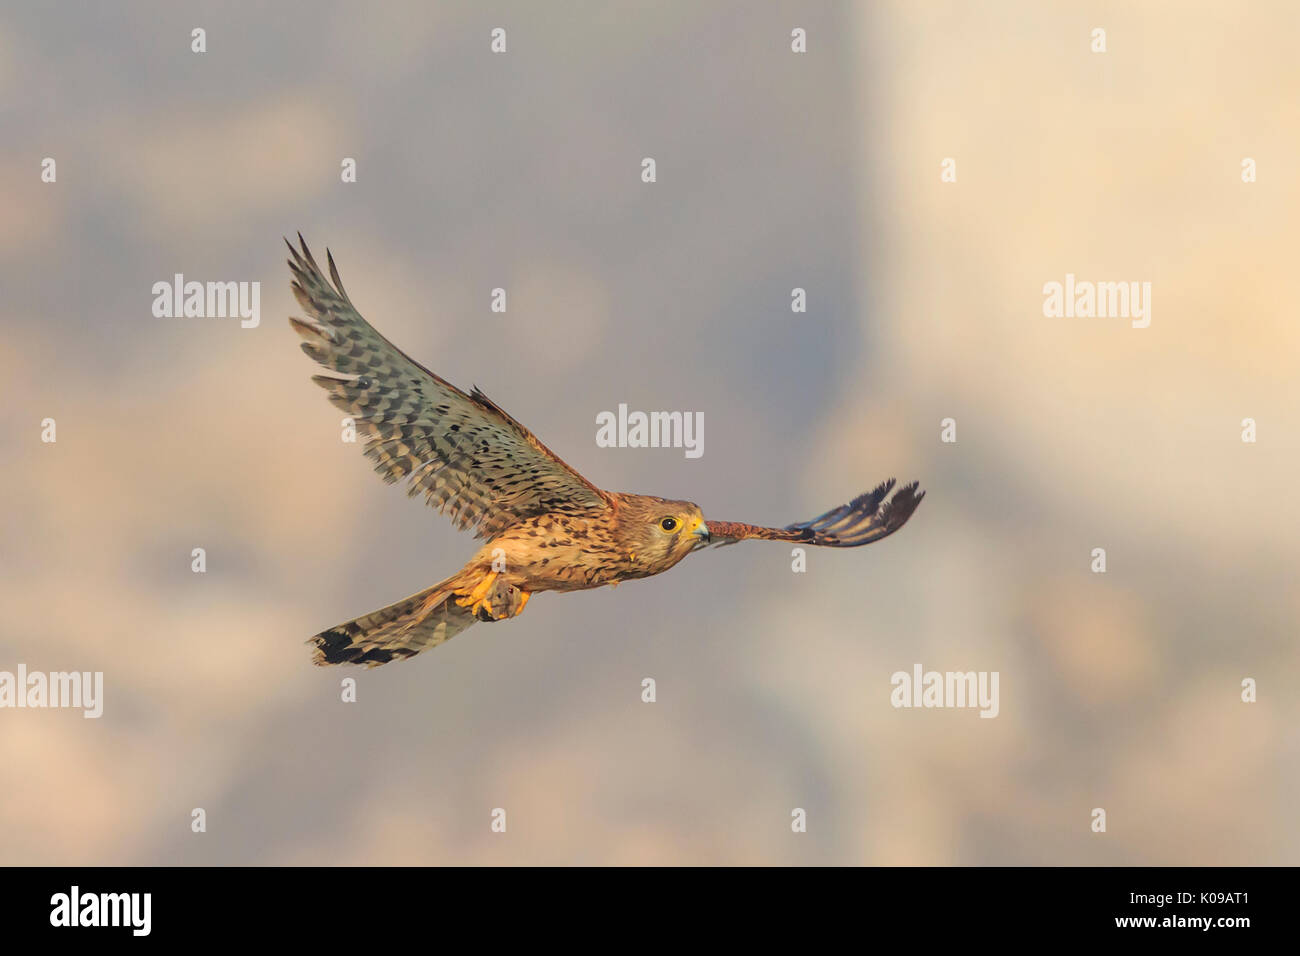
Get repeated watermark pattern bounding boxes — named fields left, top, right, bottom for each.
left=0, top=666, right=103, bottom=718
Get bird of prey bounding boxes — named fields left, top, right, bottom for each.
left=286, top=235, right=924, bottom=666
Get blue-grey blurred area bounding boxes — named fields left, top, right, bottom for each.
left=0, top=1, right=1296, bottom=864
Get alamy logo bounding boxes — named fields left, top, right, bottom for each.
left=1042, top=273, right=1151, bottom=328
left=152, top=274, right=261, bottom=328
left=0, top=665, right=103, bottom=718
left=50, top=886, right=150, bottom=936
left=595, top=403, right=703, bottom=459
left=890, top=663, right=999, bottom=718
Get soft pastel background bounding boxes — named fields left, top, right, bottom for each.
left=1, top=1, right=1296, bottom=865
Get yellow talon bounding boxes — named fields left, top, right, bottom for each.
left=455, top=571, right=498, bottom=608
left=452, top=573, right=531, bottom=621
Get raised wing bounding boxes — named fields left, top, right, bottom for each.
left=707, top=479, right=923, bottom=548
left=286, top=234, right=609, bottom=539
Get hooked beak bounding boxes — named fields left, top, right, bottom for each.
left=690, top=518, right=711, bottom=544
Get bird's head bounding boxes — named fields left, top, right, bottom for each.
left=615, top=494, right=710, bottom=572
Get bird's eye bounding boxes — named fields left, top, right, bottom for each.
left=659, top=517, right=678, bottom=532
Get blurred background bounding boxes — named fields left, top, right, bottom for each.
left=1, top=0, right=1296, bottom=865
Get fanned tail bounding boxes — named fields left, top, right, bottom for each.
left=309, top=578, right=478, bottom=667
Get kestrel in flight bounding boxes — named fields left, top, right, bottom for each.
left=287, top=235, right=924, bottom=666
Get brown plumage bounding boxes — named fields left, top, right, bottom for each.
left=287, top=235, right=924, bottom=666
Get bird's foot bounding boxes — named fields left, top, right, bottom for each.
left=455, top=571, right=497, bottom=607
left=455, top=572, right=530, bottom=622
left=472, top=583, right=530, bottom=621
